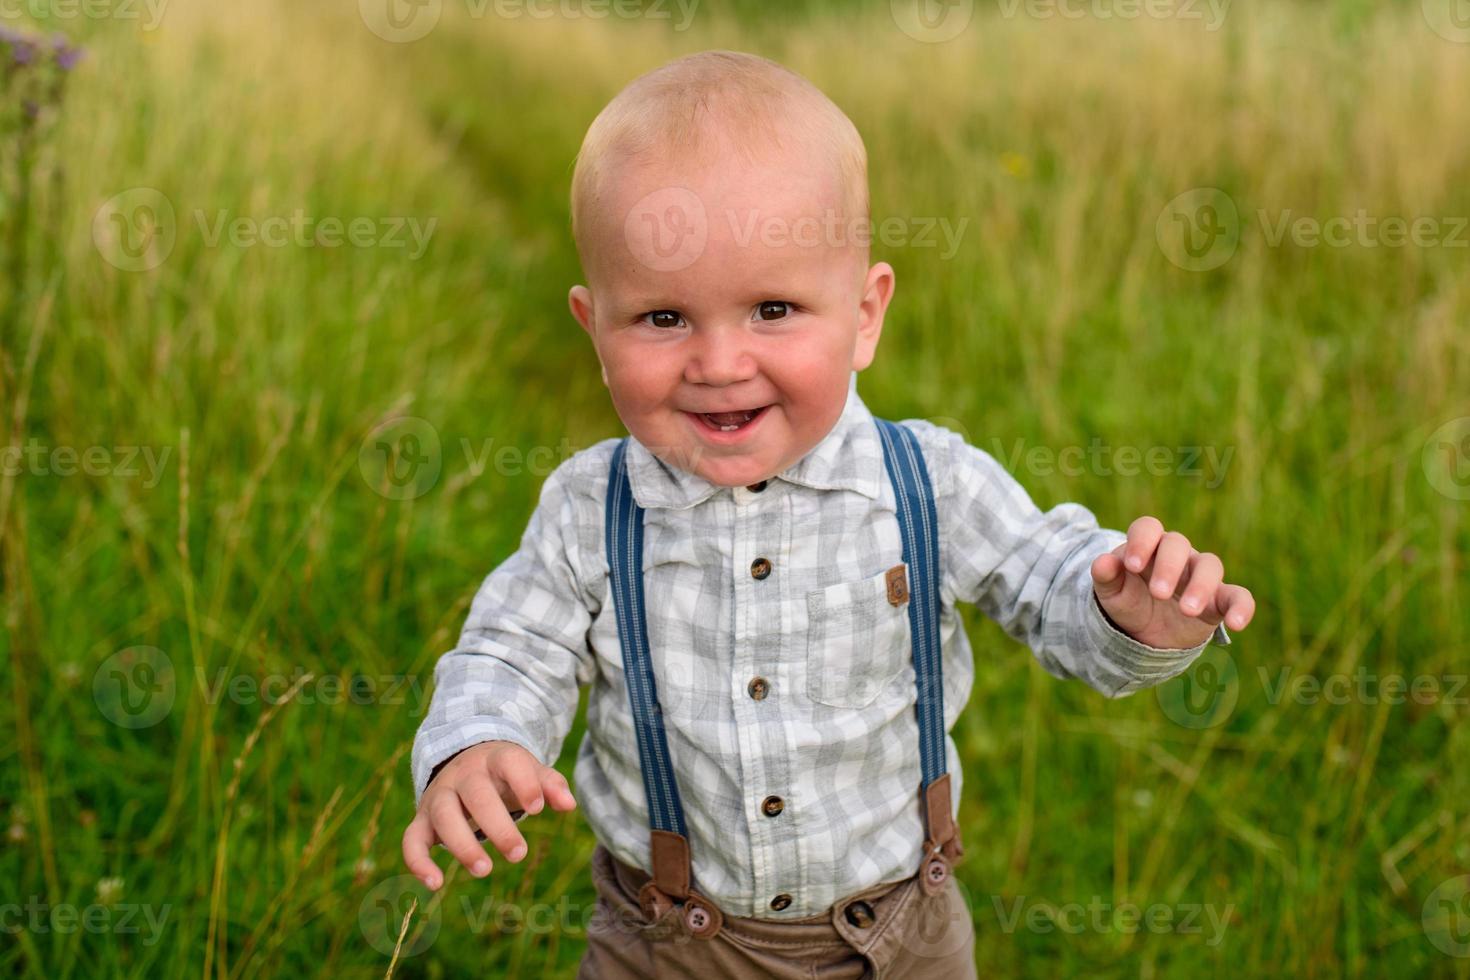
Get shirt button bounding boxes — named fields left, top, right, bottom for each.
left=769, top=893, right=792, bottom=911
left=750, top=557, right=772, bottom=580
left=747, top=677, right=770, bottom=700
left=761, top=795, right=785, bottom=817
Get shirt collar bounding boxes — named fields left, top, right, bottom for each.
left=623, top=371, right=885, bottom=511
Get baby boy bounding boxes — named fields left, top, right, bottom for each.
left=403, top=50, right=1253, bottom=978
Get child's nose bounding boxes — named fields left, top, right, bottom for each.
left=684, top=325, right=757, bottom=387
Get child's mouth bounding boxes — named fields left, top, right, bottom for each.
left=684, top=405, right=771, bottom=440
left=699, top=407, right=764, bottom=431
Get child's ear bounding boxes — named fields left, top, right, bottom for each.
left=568, top=285, right=595, bottom=338
left=851, top=262, right=896, bottom=372
left=568, top=285, right=609, bottom=386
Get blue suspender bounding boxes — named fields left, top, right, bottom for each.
left=873, top=418, right=946, bottom=790
left=604, top=417, right=954, bottom=899
left=605, top=438, right=688, bottom=839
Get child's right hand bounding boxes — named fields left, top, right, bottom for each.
left=401, top=740, right=577, bottom=890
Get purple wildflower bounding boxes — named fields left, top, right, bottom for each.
left=11, top=38, right=36, bottom=67
left=55, top=43, right=83, bottom=71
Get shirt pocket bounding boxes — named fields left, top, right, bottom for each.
left=805, top=564, right=911, bottom=709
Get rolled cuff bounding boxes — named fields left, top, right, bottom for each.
left=411, top=718, right=545, bottom=803
left=1087, top=590, right=1230, bottom=698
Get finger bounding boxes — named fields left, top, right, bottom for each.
left=1148, top=532, right=1192, bottom=600
left=460, top=779, right=528, bottom=864
left=402, top=814, right=444, bottom=890
left=430, top=794, right=493, bottom=878
left=1090, top=551, right=1128, bottom=600
left=1179, top=553, right=1223, bottom=616
left=496, top=755, right=547, bottom=817
left=1124, top=516, right=1165, bottom=574
left=539, top=766, right=578, bottom=812
left=1213, top=584, right=1256, bottom=631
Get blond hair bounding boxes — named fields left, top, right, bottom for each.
left=569, top=50, right=868, bottom=265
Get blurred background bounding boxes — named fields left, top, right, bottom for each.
left=1, top=0, right=1468, bottom=976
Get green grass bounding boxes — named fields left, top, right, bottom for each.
left=1, top=0, right=1467, bottom=976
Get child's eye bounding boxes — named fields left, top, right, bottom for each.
left=642, top=310, right=685, bottom=329
left=755, top=301, right=795, bottom=321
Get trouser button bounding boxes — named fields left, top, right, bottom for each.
left=844, top=900, right=876, bottom=928
left=685, top=904, right=711, bottom=932
left=925, top=857, right=949, bottom=886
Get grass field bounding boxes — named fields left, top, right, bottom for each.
left=2, top=0, right=1468, bottom=976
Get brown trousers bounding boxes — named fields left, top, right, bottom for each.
left=577, top=843, right=978, bottom=979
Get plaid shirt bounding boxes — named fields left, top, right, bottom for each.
left=412, top=372, right=1227, bottom=918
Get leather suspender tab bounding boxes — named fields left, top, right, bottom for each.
left=649, top=829, right=691, bottom=900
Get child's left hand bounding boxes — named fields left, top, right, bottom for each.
left=1090, top=516, right=1255, bottom=650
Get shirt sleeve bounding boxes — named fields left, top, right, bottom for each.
left=410, top=453, right=603, bottom=801
left=906, top=420, right=1228, bottom=699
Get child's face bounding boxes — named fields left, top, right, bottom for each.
left=569, top=135, right=895, bottom=488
